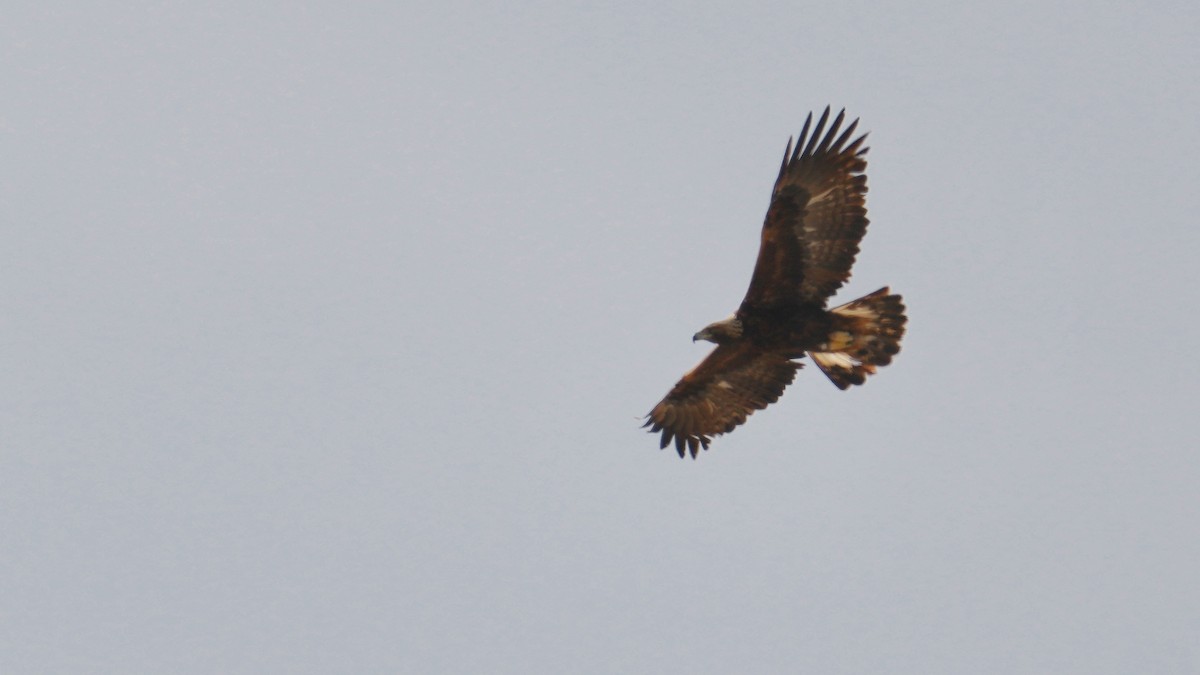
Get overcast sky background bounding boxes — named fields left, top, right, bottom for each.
left=4, top=2, right=1199, bottom=673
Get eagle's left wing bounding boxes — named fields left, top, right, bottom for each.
left=740, top=107, right=870, bottom=309
left=644, top=344, right=801, bottom=458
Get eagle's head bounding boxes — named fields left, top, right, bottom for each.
left=693, top=317, right=743, bottom=344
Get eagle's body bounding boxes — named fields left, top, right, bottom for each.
left=644, top=108, right=907, bottom=458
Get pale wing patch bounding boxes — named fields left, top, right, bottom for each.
left=811, top=351, right=859, bottom=370
left=831, top=304, right=878, bottom=319
left=807, top=186, right=835, bottom=204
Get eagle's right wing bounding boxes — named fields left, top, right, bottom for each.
left=740, top=107, right=870, bottom=310
left=644, top=344, right=800, bottom=458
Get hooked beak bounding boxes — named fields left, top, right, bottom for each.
left=692, top=330, right=707, bottom=343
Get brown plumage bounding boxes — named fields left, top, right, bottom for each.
left=644, top=107, right=907, bottom=458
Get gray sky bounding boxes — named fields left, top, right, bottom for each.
left=4, top=2, right=1199, bottom=673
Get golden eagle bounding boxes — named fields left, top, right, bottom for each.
left=644, top=107, right=907, bottom=458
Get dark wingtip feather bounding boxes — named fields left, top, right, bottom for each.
left=777, top=136, right=794, bottom=180
left=846, top=130, right=870, bottom=157
left=813, top=108, right=846, bottom=156
left=800, top=106, right=832, bottom=157
left=831, top=117, right=859, bottom=152
left=793, top=111, right=813, bottom=163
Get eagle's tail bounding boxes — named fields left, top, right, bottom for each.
left=810, top=287, right=906, bottom=390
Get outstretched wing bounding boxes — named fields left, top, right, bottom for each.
left=740, top=107, right=870, bottom=309
left=644, top=345, right=801, bottom=458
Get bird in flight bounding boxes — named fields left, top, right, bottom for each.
left=644, top=107, right=907, bottom=458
